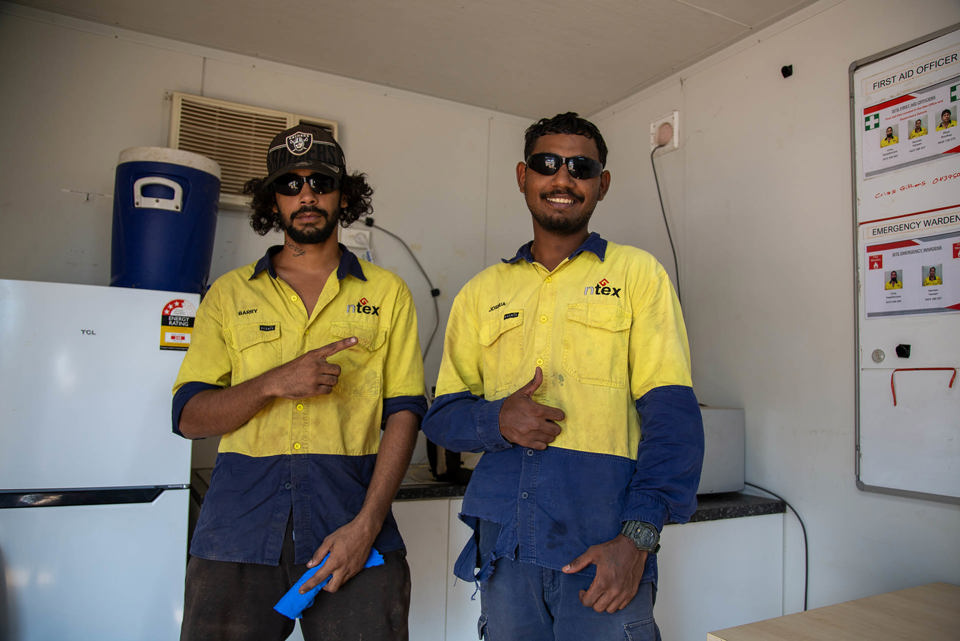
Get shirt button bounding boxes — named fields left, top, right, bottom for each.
left=521, top=492, right=529, bottom=499
left=284, top=482, right=292, bottom=490
left=545, top=276, right=552, bottom=283
left=536, top=358, right=544, bottom=366
left=539, top=315, right=548, bottom=323
left=293, top=442, right=302, bottom=450
left=296, top=403, right=304, bottom=411
left=526, top=449, right=534, bottom=456
left=291, top=294, right=299, bottom=302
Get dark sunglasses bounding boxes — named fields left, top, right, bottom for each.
left=273, top=172, right=340, bottom=196
left=525, top=153, right=604, bottom=180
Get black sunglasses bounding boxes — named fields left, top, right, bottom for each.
left=525, top=153, right=604, bottom=180
left=273, top=172, right=340, bottom=196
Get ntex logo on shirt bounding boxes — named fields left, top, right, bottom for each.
left=347, top=297, right=380, bottom=315
left=584, top=278, right=621, bottom=298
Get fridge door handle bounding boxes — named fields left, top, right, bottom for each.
left=0, top=486, right=186, bottom=509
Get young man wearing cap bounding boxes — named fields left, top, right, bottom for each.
left=422, top=113, right=703, bottom=640
left=172, top=124, right=426, bottom=640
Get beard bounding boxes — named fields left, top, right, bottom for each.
left=282, top=205, right=340, bottom=244
left=530, top=189, right=594, bottom=235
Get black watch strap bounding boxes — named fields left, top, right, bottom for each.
left=620, top=520, right=661, bottom=553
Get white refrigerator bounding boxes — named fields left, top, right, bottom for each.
left=0, top=279, right=198, bottom=640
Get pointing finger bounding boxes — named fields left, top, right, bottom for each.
left=315, top=336, right=358, bottom=358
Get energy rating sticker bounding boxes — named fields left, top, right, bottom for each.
left=161, top=298, right=197, bottom=350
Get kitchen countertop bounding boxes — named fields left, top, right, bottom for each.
left=192, top=464, right=784, bottom=524
left=396, top=464, right=785, bottom=522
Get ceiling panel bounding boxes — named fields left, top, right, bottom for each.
left=9, top=0, right=818, bottom=117
left=685, top=0, right=817, bottom=26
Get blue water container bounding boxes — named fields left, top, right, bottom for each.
left=110, top=147, right=221, bottom=293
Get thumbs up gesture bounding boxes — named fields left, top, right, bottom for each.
left=498, top=367, right=565, bottom=450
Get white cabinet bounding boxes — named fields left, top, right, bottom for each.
left=393, top=498, right=452, bottom=641
left=445, top=499, right=482, bottom=641
left=657, top=514, right=783, bottom=640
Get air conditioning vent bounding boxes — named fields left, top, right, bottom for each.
left=169, top=92, right=338, bottom=209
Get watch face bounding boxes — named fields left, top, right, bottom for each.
left=637, top=526, right=657, bottom=547
left=622, top=521, right=660, bottom=551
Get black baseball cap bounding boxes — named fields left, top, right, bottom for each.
left=264, top=124, right=345, bottom=186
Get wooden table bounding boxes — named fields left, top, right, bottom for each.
left=707, top=582, right=960, bottom=640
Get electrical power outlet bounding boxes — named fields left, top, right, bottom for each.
left=650, top=111, right=680, bottom=152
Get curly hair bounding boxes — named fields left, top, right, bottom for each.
left=523, top=112, right=608, bottom=167
left=243, top=172, right=374, bottom=236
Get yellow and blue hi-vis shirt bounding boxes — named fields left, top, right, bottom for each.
left=172, top=245, right=426, bottom=565
left=422, top=233, right=703, bottom=585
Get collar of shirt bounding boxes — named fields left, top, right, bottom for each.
left=249, top=244, right=367, bottom=281
left=502, top=231, right=607, bottom=264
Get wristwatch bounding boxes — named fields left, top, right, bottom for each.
left=620, top=520, right=660, bottom=553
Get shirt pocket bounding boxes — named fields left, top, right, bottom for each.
left=228, top=321, right=282, bottom=382
left=479, top=310, right=524, bottom=396
left=562, top=303, right=630, bottom=388
left=329, top=321, right=387, bottom=397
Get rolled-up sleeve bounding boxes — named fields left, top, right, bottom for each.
left=623, top=386, right=704, bottom=529
left=621, top=262, right=704, bottom=528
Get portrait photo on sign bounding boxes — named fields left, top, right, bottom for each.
left=880, top=124, right=899, bottom=147
left=936, top=106, right=956, bottom=130
left=884, top=269, right=903, bottom=289
left=922, top=264, right=943, bottom=286
left=908, top=118, right=927, bottom=139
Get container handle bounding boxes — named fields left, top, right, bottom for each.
left=133, top=177, right=183, bottom=212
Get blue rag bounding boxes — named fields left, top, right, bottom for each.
left=273, top=549, right=385, bottom=619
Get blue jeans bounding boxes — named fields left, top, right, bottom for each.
left=477, top=556, right=660, bottom=641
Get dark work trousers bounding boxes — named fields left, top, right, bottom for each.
left=180, top=518, right=410, bottom=641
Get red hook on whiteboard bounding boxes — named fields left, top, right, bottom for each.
left=890, top=367, right=957, bottom=406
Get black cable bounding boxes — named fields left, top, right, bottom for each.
left=744, top=481, right=809, bottom=612
left=363, top=218, right=441, bottom=363
left=650, top=145, right=681, bottom=304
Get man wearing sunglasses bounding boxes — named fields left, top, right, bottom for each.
left=423, top=113, right=703, bottom=640
left=173, top=124, right=426, bottom=641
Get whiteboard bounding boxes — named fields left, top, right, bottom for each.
left=851, top=24, right=960, bottom=503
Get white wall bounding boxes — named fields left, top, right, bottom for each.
left=594, top=0, right=960, bottom=614
left=0, top=3, right=530, bottom=464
